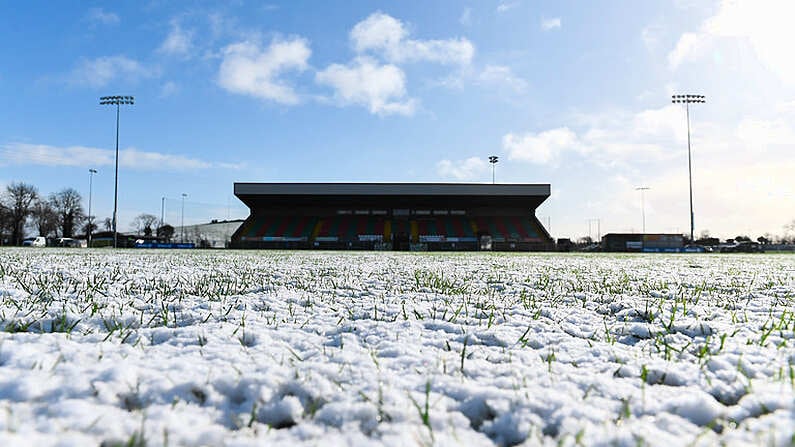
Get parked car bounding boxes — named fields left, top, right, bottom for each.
left=22, top=236, right=47, bottom=247
left=683, top=244, right=712, bottom=253
left=55, top=237, right=82, bottom=248
left=720, top=241, right=763, bottom=253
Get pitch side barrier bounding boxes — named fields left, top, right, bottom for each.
left=642, top=247, right=706, bottom=253
left=134, top=243, right=196, bottom=249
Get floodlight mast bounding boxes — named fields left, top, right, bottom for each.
left=488, top=155, right=499, bottom=184
left=181, top=193, right=188, bottom=243
left=100, top=95, right=134, bottom=248
left=88, top=169, right=98, bottom=246
left=635, top=186, right=650, bottom=234
left=671, top=94, right=705, bottom=243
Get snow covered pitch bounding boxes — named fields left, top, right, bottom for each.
left=0, top=249, right=793, bottom=446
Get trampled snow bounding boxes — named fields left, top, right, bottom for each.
left=0, top=249, right=793, bottom=446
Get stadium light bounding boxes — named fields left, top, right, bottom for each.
left=672, top=94, right=705, bottom=243
left=88, top=169, right=98, bottom=247
left=635, top=186, right=650, bottom=234
left=488, top=155, right=499, bottom=184
left=160, top=196, right=165, bottom=230
left=181, top=193, right=187, bottom=243
left=100, top=95, right=134, bottom=248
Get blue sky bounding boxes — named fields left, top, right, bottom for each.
left=1, top=0, right=793, bottom=239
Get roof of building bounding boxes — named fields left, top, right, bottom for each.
left=234, top=183, right=550, bottom=197
left=602, top=233, right=684, bottom=238
left=234, top=182, right=552, bottom=211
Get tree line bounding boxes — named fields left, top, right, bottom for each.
left=0, top=181, right=174, bottom=245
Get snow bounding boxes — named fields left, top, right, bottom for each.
left=0, top=249, right=793, bottom=446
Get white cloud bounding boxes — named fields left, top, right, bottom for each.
left=119, top=148, right=212, bottom=170
left=70, top=56, right=155, bottom=88
left=0, top=143, right=237, bottom=171
left=312, top=12, right=476, bottom=115
left=159, top=21, right=194, bottom=57
left=434, top=64, right=529, bottom=95
left=592, top=105, right=687, bottom=148
left=736, top=117, right=795, bottom=154
left=503, top=105, right=692, bottom=166
left=505, top=101, right=795, bottom=238
left=641, top=25, right=662, bottom=50
left=0, top=144, right=111, bottom=167
left=541, top=18, right=561, bottom=31
left=585, top=103, right=794, bottom=167
left=477, top=65, right=528, bottom=93
left=503, top=128, right=582, bottom=164
left=218, top=37, right=310, bottom=104
left=159, top=81, right=179, bottom=97
left=497, top=1, right=519, bottom=13
left=86, top=8, right=119, bottom=26
left=350, top=13, right=474, bottom=65
left=459, top=8, right=472, bottom=26
left=668, top=32, right=707, bottom=68
left=316, top=58, right=416, bottom=116
left=437, top=157, right=487, bottom=180
left=668, top=0, right=795, bottom=83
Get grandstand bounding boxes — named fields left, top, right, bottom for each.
left=231, top=183, right=552, bottom=251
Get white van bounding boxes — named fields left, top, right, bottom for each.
left=56, top=237, right=81, bottom=247
left=22, top=236, right=47, bottom=247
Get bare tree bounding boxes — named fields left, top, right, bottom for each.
left=103, top=217, right=113, bottom=231
left=2, top=182, right=38, bottom=245
left=780, top=220, right=795, bottom=244
left=30, top=199, right=59, bottom=237
left=82, top=220, right=98, bottom=237
left=131, top=213, right=159, bottom=236
left=50, top=188, right=85, bottom=238
left=0, top=203, right=11, bottom=245
left=156, top=224, right=175, bottom=242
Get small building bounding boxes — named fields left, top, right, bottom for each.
left=601, top=233, right=684, bottom=252
left=556, top=238, right=574, bottom=252
left=85, top=231, right=135, bottom=248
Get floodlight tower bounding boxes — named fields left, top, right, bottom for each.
left=100, top=95, right=134, bottom=248
left=635, top=186, right=650, bottom=234
left=88, top=168, right=97, bottom=247
left=489, top=155, right=499, bottom=184
left=672, top=94, right=705, bottom=243
left=181, top=193, right=187, bottom=243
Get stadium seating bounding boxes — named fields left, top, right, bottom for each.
left=314, top=216, right=386, bottom=241
left=390, top=219, right=411, bottom=237
left=236, top=214, right=545, bottom=246
left=239, top=215, right=317, bottom=240
left=472, top=216, right=543, bottom=242
left=415, top=216, right=476, bottom=240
